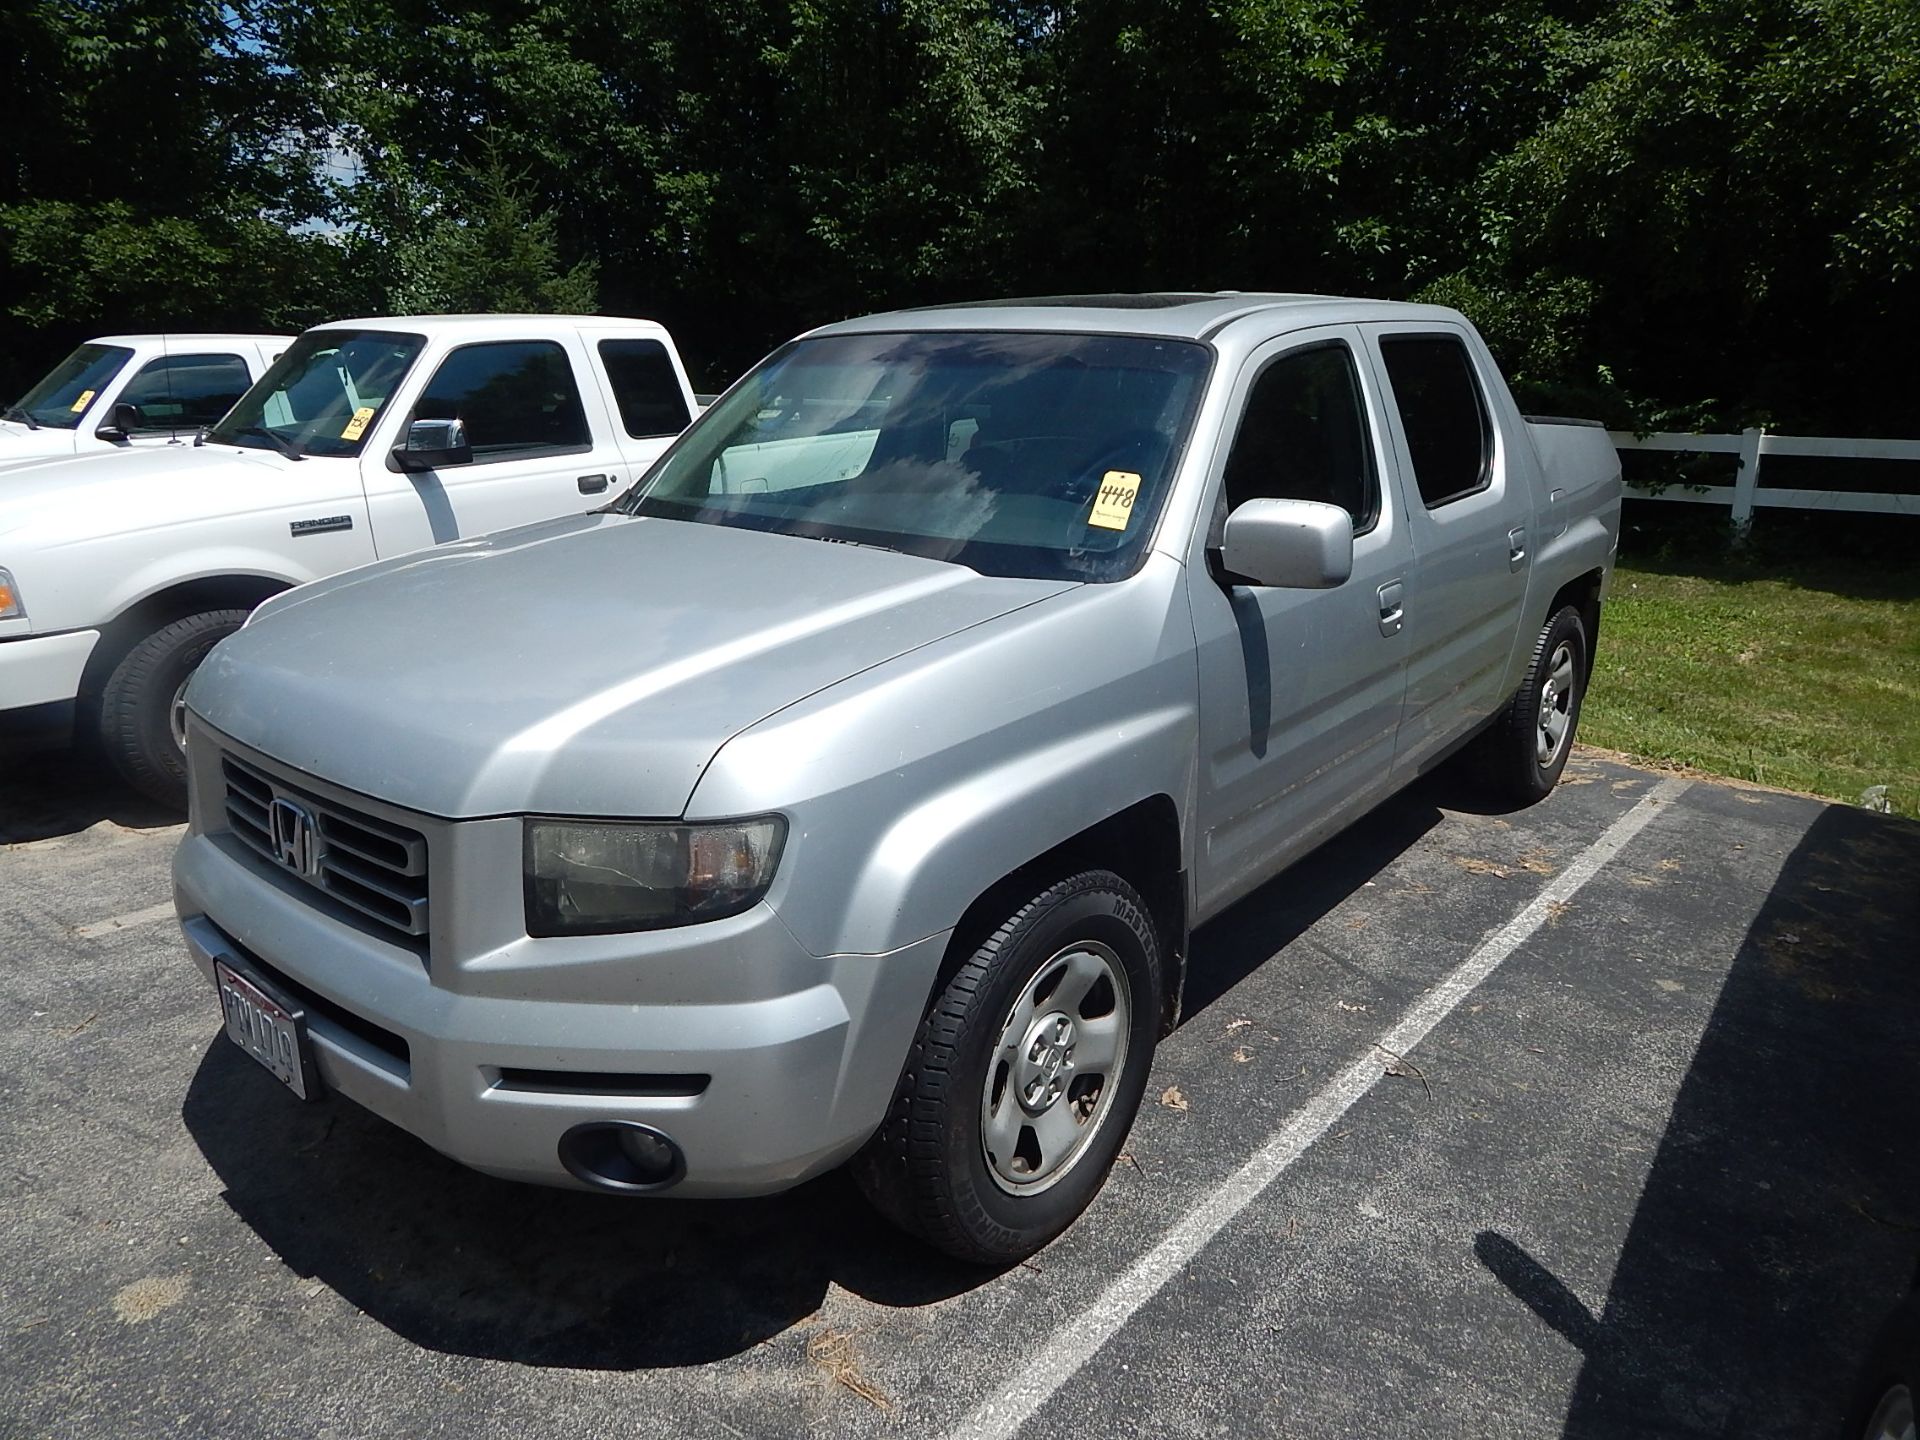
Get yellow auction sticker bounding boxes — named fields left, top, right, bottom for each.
left=70, top=389, right=96, bottom=412
left=1088, top=470, right=1142, bottom=531
left=340, top=406, right=377, bottom=441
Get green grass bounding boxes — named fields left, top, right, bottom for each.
left=1581, top=555, right=1920, bottom=815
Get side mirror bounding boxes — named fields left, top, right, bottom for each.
left=1220, top=498, right=1354, bottom=588
left=94, top=401, right=142, bottom=443
left=390, top=417, right=471, bottom=472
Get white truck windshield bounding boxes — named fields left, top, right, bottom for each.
left=6, top=344, right=134, bottom=429
left=205, top=329, right=424, bottom=459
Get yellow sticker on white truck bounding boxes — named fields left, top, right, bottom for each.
left=340, top=406, right=376, bottom=441
left=71, top=389, right=95, bottom=412
left=1088, top=470, right=1142, bottom=531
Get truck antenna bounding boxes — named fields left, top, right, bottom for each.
left=162, top=332, right=179, bottom=441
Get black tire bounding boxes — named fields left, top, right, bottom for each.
left=97, top=609, right=249, bottom=809
left=1846, top=1295, right=1920, bottom=1440
left=852, top=869, right=1163, bottom=1266
left=1477, top=603, right=1588, bottom=806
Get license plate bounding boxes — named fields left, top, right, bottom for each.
left=215, top=959, right=318, bottom=1100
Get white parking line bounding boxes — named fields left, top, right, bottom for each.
left=950, top=775, right=1692, bottom=1440
left=74, top=901, right=178, bottom=940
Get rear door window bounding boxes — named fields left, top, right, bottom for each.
left=412, top=341, right=591, bottom=462
left=598, top=339, right=692, bottom=438
left=1379, top=334, right=1493, bottom=508
left=117, top=353, right=253, bottom=432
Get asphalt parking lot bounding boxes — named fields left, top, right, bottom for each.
left=3, top=745, right=1916, bottom=1440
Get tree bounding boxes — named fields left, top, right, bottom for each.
left=385, top=154, right=599, bottom=314
left=1427, top=0, right=1920, bottom=430
left=1, top=0, right=1913, bottom=431
left=0, top=0, right=341, bottom=390
left=278, top=0, right=1040, bottom=375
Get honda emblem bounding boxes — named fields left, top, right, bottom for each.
left=267, top=797, right=321, bottom=878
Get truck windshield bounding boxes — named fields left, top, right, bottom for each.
left=6, top=344, right=134, bottom=429
left=205, top=329, right=424, bottom=459
left=626, top=331, right=1212, bottom=582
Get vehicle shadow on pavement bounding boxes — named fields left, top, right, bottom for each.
left=0, top=747, right=178, bottom=843
left=182, top=1041, right=988, bottom=1368
left=1475, top=802, right=1920, bottom=1437
left=1180, top=767, right=1473, bottom=1022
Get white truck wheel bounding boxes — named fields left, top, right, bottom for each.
left=97, top=609, right=248, bottom=808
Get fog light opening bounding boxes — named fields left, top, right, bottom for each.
left=558, top=1121, right=686, bottom=1193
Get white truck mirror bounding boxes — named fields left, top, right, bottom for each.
left=393, top=417, right=471, bottom=472
left=94, top=401, right=142, bottom=444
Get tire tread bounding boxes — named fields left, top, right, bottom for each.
left=97, top=608, right=248, bottom=807
left=1476, top=603, right=1586, bottom=806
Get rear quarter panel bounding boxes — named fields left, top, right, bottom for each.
left=1523, top=419, right=1623, bottom=628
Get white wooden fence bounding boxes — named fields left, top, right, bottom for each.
left=1609, top=428, right=1920, bottom=523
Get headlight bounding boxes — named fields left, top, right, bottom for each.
left=524, top=816, right=786, bottom=936
left=0, top=568, right=21, bottom=620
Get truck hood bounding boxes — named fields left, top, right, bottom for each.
left=0, top=443, right=293, bottom=540
left=0, top=420, right=77, bottom=465
left=189, top=513, right=1076, bottom=819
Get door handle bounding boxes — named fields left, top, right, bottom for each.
left=1508, top=526, right=1528, bottom=570
left=577, top=473, right=610, bottom=495
left=1377, top=579, right=1405, bottom=637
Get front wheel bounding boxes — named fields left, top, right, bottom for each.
left=1477, top=603, right=1589, bottom=806
left=96, top=609, right=249, bottom=809
left=853, top=870, right=1163, bottom=1265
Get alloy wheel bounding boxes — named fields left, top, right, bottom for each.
left=980, top=940, right=1132, bottom=1195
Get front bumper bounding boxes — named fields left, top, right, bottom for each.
left=173, top=782, right=947, bottom=1198
left=0, top=628, right=99, bottom=712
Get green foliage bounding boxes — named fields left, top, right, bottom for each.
left=0, top=201, right=350, bottom=332
left=385, top=156, right=599, bottom=315
left=0, top=0, right=1914, bottom=418
left=0, top=0, right=338, bottom=360
left=1434, top=0, right=1920, bottom=430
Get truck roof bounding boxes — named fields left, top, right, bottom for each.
left=91, top=333, right=292, bottom=347
left=317, top=314, right=671, bottom=338
left=813, top=292, right=1468, bottom=341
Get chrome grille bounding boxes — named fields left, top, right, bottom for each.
left=221, top=755, right=430, bottom=944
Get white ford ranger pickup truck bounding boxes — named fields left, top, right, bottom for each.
left=0, top=313, right=699, bottom=804
left=1, top=333, right=289, bottom=467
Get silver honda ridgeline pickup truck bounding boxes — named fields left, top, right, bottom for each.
left=173, top=294, right=1621, bottom=1263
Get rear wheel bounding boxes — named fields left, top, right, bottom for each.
left=1477, top=604, right=1588, bottom=806
left=853, top=869, right=1162, bottom=1265
left=97, top=609, right=248, bottom=809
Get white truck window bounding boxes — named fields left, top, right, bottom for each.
left=412, top=341, right=591, bottom=462
left=597, top=339, right=691, bottom=438
left=117, top=354, right=253, bottom=433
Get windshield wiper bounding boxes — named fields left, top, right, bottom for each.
left=592, top=485, right=636, bottom=515
left=2, top=405, right=39, bottom=430
left=224, top=425, right=305, bottom=461
left=809, top=534, right=901, bottom=555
